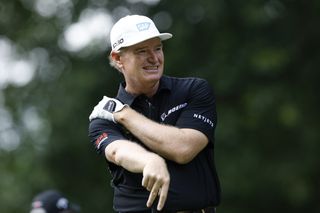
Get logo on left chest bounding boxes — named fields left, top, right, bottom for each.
left=161, top=103, right=188, bottom=121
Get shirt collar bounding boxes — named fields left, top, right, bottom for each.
left=116, top=76, right=171, bottom=106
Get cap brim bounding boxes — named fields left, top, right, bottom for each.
left=158, top=33, right=173, bottom=41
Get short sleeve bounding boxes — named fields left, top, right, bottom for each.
left=88, top=118, right=127, bottom=154
left=176, top=79, right=217, bottom=145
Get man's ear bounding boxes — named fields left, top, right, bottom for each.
left=110, top=51, right=122, bottom=66
left=110, top=51, right=120, bottom=60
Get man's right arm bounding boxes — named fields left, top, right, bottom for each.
left=88, top=117, right=170, bottom=211
left=105, top=139, right=170, bottom=211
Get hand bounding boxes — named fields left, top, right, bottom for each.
left=142, top=155, right=170, bottom=211
left=89, top=96, right=127, bottom=122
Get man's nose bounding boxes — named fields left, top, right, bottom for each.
left=147, top=51, right=158, bottom=62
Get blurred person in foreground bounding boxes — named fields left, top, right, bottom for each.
left=88, top=14, right=221, bottom=213
left=30, top=189, right=80, bottom=213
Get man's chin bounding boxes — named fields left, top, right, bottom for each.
left=143, top=70, right=162, bottom=80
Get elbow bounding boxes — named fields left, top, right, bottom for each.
left=171, top=149, right=196, bottom=164
left=174, top=157, right=192, bottom=165
left=105, top=144, right=119, bottom=164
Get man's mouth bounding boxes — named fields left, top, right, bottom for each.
left=143, top=66, right=159, bottom=72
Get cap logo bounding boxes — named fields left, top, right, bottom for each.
left=113, top=38, right=124, bottom=49
left=136, top=22, right=150, bottom=31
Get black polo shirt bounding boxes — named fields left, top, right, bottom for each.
left=88, top=75, right=221, bottom=212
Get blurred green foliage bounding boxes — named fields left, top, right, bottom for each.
left=0, top=0, right=319, bottom=212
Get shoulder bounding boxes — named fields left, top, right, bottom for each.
left=162, top=75, right=210, bottom=89
left=89, top=118, right=108, bottom=133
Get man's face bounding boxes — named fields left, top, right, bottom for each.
left=117, top=37, right=164, bottom=93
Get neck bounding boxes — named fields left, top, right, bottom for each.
left=125, top=80, right=160, bottom=98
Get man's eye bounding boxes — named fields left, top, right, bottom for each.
left=137, top=50, right=146, bottom=54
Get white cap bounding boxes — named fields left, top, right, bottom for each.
left=110, top=15, right=173, bottom=51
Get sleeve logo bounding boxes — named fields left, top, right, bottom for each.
left=95, top=132, right=108, bottom=149
left=193, top=114, right=214, bottom=127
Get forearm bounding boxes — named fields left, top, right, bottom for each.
left=114, top=107, right=208, bottom=163
left=105, top=139, right=163, bottom=173
left=105, top=139, right=170, bottom=210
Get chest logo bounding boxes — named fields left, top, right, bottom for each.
left=161, top=103, right=187, bottom=121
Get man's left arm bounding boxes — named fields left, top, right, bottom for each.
left=114, top=107, right=208, bottom=164
left=117, top=79, right=216, bottom=164
left=89, top=79, right=216, bottom=164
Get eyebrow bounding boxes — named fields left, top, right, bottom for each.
left=134, top=44, right=163, bottom=51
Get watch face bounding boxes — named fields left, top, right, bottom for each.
left=30, top=208, right=47, bottom=213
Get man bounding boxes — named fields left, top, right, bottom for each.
left=30, top=190, right=80, bottom=213
left=88, top=15, right=221, bottom=213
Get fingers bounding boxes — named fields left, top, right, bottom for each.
left=142, top=155, right=170, bottom=211
left=142, top=174, right=169, bottom=211
left=146, top=186, right=159, bottom=208
left=157, top=180, right=169, bottom=210
left=146, top=179, right=162, bottom=208
left=142, top=174, right=156, bottom=191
